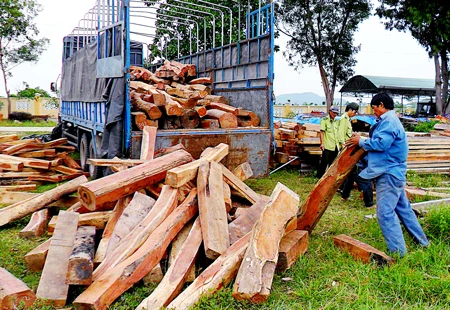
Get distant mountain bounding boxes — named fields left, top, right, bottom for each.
left=275, top=92, right=327, bottom=106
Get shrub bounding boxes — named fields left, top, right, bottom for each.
left=423, top=205, right=450, bottom=240
left=9, top=111, right=33, bottom=121
left=414, top=120, right=440, bottom=132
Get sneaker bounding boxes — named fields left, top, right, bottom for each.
left=364, top=214, right=377, bottom=220
left=366, top=204, right=375, bottom=209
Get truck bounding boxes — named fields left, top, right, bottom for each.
left=57, top=0, right=274, bottom=178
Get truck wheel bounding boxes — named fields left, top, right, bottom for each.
left=79, top=133, right=90, bottom=172
left=89, top=139, right=103, bottom=179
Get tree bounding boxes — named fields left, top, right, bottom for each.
left=142, top=0, right=263, bottom=63
left=16, top=82, right=50, bottom=98
left=276, top=0, right=371, bottom=110
left=376, top=1, right=450, bottom=114
left=0, top=0, right=49, bottom=118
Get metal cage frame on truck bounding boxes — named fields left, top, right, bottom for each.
left=59, top=0, right=274, bottom=178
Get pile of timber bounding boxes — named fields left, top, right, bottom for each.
left=0, top=134, right=87, bottom=188
left=273, top=120, right=321, bottom=170
left=0, top=130, right=310, bottom=309
left=432, top=122, right=450, bottom=137
left=273, top=120, right=450, bottom=175
left=407, top=135, right=450, bottom=174
left=129, top=61, right=260, bottom=130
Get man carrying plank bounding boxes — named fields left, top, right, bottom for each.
left=345, top=92, right=429, bottom=257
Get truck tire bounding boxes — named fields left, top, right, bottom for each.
left=89, top=139, right=103, bottom=179
left=79, top=133, right=90, bottom=172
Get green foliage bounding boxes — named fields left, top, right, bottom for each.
left=8, top=111, right=33, bottom=121
left=286, top=111, right=296, bottom=118
left=276, top=0, right=371, bottom=106
left=423, top=205, right=450, bottom=240
left=0, top=0, right=49, bottom=97
left=413, top=120, right=440, bottom=132
left=16, top=82, right=51, bottom=98
left=142, top=0, right=261, bottom=63
left=0, top=119, right=56, bottom=127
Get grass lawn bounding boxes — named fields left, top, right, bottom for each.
left=1, top=170, right=449, bottom=309
left=0, top=119, right=57, bottom=127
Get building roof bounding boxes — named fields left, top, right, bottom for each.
left=339, top=75, right=435, bottom=96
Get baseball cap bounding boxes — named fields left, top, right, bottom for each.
left=330, top=106, right=340, bottom=114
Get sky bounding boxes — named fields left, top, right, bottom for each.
left=0, top=0, right=435, bottom=100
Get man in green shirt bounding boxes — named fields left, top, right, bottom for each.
left=337, top=102, right=359, bottom=149
left=317, top=105, right=340, bottom=178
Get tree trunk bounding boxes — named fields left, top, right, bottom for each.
left=0, top=51, right=12, bottom=119
left=440, top=50, right=449, bottom=114
left=434, top=54, right=444, bottom=115
left=0, top=267, right=36, bottom=309
left=318, top=62, right=333, bottom=109
left=67, top=226, right=96, bottom=285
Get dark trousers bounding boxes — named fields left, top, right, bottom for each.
left=342, top=167, right=374, bottom=207
left=317, top=148, right=339, bottom=178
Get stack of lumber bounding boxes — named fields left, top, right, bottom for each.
left=273, top=121, right=321, bottom=169
left=433, top=123, right=450, bottom=137
left=129, top=61, right=260, bottom=130
left=0, top=135, right=87, bottom=188
left=1, top=132, right=309, bottom=309
left=407, top=136, right=450, bottom=174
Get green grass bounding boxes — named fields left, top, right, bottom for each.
left=0, top=120, right=57, bottom=127
left=1, top=169, right=450, bottom=309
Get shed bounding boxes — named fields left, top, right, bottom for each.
left=339, top=75, right=435, bottom=97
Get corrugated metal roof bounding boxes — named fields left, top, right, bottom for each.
left=340, top=75, right=435, bottom=96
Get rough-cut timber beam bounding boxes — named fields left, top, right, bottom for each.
left=24, top=238, right=51, bottom=272
left=136, top=218, right=202, bottom=310
left=0, top=267, right=36, bottom=309
left=167, top=233, right=251, bottom=309
left=233, top=182, right=300, bottom=303
left=36, top=211, right=79, bottom=307
left=78, top=150, right=192, bottom=210
left=198, top=161, right=229, bottom=260
left=47, top=211, right=112, bottom=235
left=276, top=230, right=308, bottom=272
left=67, top=226, right=96, bottom=285
left=93, top=186, right=179, bottom=280
left=297, top=145, right=365, bottom=232
left=333, top=234, right=394, bottom=266
left=221, top=163, right=260, bottom=204
left=72, top=193, right=198, bottom=310
left=19, top=209, right=49, bottom=238
left=0, top=175, right=87, bottom=227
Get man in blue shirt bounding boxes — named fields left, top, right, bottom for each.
left=345, top=93, right=429, bottom=256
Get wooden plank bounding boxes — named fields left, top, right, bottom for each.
left=24, top=238, right=51, bottom=272
left=232, top=182, right=299, bottom=303
left=104, top=192, right=156, bottom=258
left=52, top=165, right=88, bottom=176
left=297, top=145, right=365, bottom=232
left=87, top=158, right=145, bottom=167
left=57, top=152, right=82, bottom=169
left=36, top=211, right=79, bottom=307
left=19, top=209, right=49, bottom=238
left=93, top=186, right=179, bottom=280
left=72, top=194, right=198, bottom=310
left=276, top=230, right=308, bottom=272
left=411, top=198, right=450, bottom=215
left=136, top=218, right=202, bottom=310
left=221, top=163, right=261, bottom=204
left=67, top=226, right=96, bottom=285
left=154, top=143, right=186, bottom=158
left=0, top=191, right=38, bottom=204
left=167, top=233, right=251, bottom=310
left=78, top=150, right=192, bottom=210
left=333, top=234, right=394, bottom=265
left=17, top=149, right=56, bottom=158
left=0, top=154, right=51, bottom=169
left=233, top=162, right=253, bottom=181
left=167, top=221, right=196, bottom=283
left=198, top=161, right=229, bottom=260
left=0, top=134, right=19, bottom=143
left=229, top=196, right=271, bottom=245
left=405, top=186, right=450, bottom=199
left=0, top=184, right=36, bottom=191
left=140, top=126, right=157, bottom=160
left=94, top=196, right=132, bottom=265
left=0, top=267, right=36, bottom=309
left=47, top=211, right=113, bottom=235
left=165, top=143, right=229, bottom=188
left=0, top=175, right=88, bottom=227
left=0, top=159, right=23, bottom=171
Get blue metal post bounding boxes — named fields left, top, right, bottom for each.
left=124, top=0, right=132, bottom=150
left=268, top=3, right=274, bottom=133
